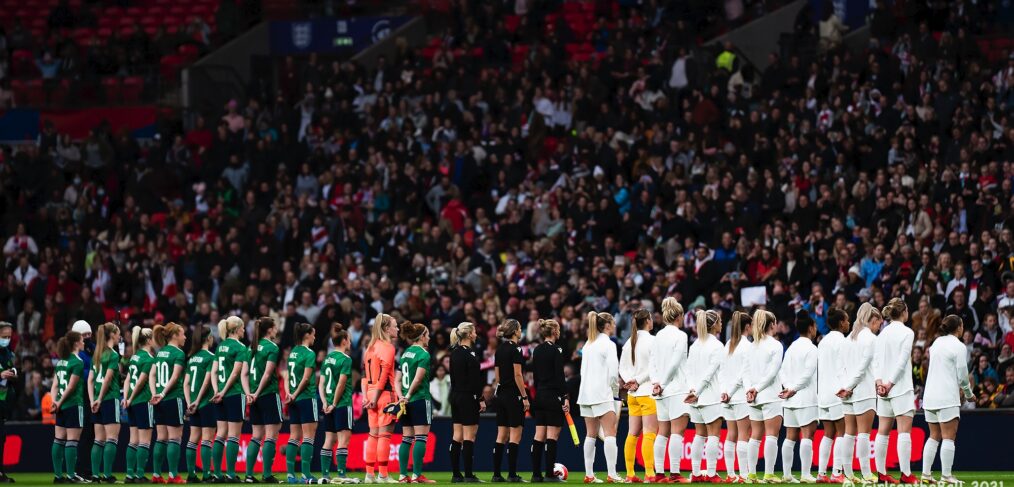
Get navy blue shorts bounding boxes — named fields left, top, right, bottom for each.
left=400, top=399, right=432, bottom=427
left=128, top=402, right=154, bottom=430
left=189, top=403, right=217, bottom=428
left=324, top=405, right=353, bottom=433
left=56, top=405, right=85, bottom=429
left=155, top=397, right=185, bottom=426
left=93, top=398, right=122, bottom=425
left=289, top=397, right=320, bottom=425
left=216, top=394, right=247, bottom=423
left=250, top=393, right=282, bottom=425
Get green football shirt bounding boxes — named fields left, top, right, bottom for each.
left=250, top=338, right=280, bottom=397
left=92, top=348, right=121, bottom=400
left=55, top=354, right=85, bottom=409
left=399, top=345, right=432, bottom=402
left=153, top=344, right=186, bottom=399
left=186, top=349, right=216, bottom=408
left=215, top=338, right=251, bottom=397
left=321, top=350, right=353, bottom=407
left=286, top=345, right=316, bottom=401
left=127, top=349, right=154, bottom=406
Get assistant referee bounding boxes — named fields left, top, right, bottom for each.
left=530, top=319, right=568, bottom=483
left=448, top=323, right=484, bottom=483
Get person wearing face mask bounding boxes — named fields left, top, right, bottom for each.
left=0, top=322, right=17, bottom=483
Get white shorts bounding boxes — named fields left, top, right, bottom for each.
left=877, top=391, right=916, bottom=417
left=818, top=404, right=845, bottom=421
left=689, top=403, right=725, bottom=424
left=580, top=401, right=615, bottom=418
left=748, top=401, right=783, bottom=421
left=724, top=402, right=751, bottom=421
left=842, top=398, right=877, bottom=415
left=924, top=406, right=960, bottom=423
left=656, top=393, right=691, bottom=422
left=783, top=406, right=819, bottom=428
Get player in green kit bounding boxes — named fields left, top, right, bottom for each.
left=319, top=323, right=358, bottom=484
left=396, top=323, right=435, bottom=484
left=51, top=330, right=87, bottom=483
left=183, top=325, right=216, bottom=483
left=286, top=323, right=320, bottom=484
left=122, top=327, right=155, bottom=483
left=150, top=323, right=187, bottom=484
left=209, top=316, right=252, bottom=482
left=86, top=323, right=122, bottom=483
left=246, top=317, right=283, bottom=484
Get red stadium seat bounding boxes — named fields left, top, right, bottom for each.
left=10, top=80, right=30, bottom=106
left=101, top=76, right=121, bottom=103
left=147, top=6, right=165, bottom=16
left=121, top=76, right=143, bottom=104
left=24, top=78, right=46, bottom=106
left=11, top=50, right=38, bottom=77
left=178, top=44, right=199, bottom=62
left=160, top=54, right=185, bottom=81
left=50, top=79, right=71, bottom=105
left=504, top=15, right=520, bottom=33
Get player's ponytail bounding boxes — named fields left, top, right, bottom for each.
left=630, top=309, right=651, bottom=364
left=253, top=316, right=275, bottom=345
left=293, top=323, right=315, bottom=347
left=586, top=311, right=613, bottom=342
left=189, top=324, right=212, bottom=356
left=695, top=309, right=720, bottom=342
left=497, top=319, right=521, bottom=341
left=368, top=313, right=393, bottom=350
left=752, top=309, right=775, bottom=343
left=450, top=322, right=475, bottom=347
left=93, top=322, right=118, bottom=366
left=851, top=302, right=881, bottom=341
left=939, top=314, right=964, bottom=336
left=132, top=326, right=152, bottom=352
left=57, top=331, right=83, bottom=359
left=400, top=322, right=427, bottom=343
left=154, top=322, right=183, bottom=347
left=330, top=322, right=349, bottom=346
left=728, top=311, right=751, bottom=355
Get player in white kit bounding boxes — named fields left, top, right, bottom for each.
left=920, top=315, right=975, bottom=485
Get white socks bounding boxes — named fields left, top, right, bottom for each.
left=922, top=438, right=939, bottom=476
left=690, top=435, right=705, bottom=476
left=603, top=436, right=619, bottom=478
left=898, top=433, right=912, bottom=476
left=654, top=435, right=669, bottom=476
left=748, top=439, right=761, bottom=476
left=800, top=439, right=813, bottom=478
left=832, top=436, right=844, bottom=475
left=736, top=441, right=749, bottom=478
left=874, top=434, right=889, bottom=475
left=940, top=440, right=955, bottom=477
left=818, top=436, right=833, bottom=475
left=723, top=440, right=736, bottom=476
left=856, top=433, right=872, bottom=478
left=668, top=434, right=683, bottom=474
left=764, top=436, right=779, bottom=476
left=842, top=434, right=856, bottom=478
left=705, top=436, right=720, bottom=476
left=781, top=439, right=796, bottom=477
left=584, top=437, right=597, bottom=477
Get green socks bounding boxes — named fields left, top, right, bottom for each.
left=226, top=437, right=240, bottom=477
left=299, top=438, right=314, bottom=479
left=103, top=439, right=118, bottom=477
left=245, top=439, right=261, bottom=477
left=186, top=441, right=199, bottom=476
left=136, top=443, right=150, bottom=477
left=336, top=447, right=348, bottom=476
left=167, top=439, right=181, bottom=478
left=52, top=439, right=65, bottom=478
left=285, top=440, right=298, bottom=476
left=65, top=440, right=79, bottom=477
left=399, top=437, right=412, bottom=478
left=412, top=435, right=427, bottom=477
left=200, top=441, right=213, bottom=477
left=126, top=443, right=137, bottom=478
left=152, top=440, right=166, bottom=477
left=321, top=448, right=332, bottom=477
left=262, top=439, right=277, bottom=478
left=211, top=438, right=225, bottom=476
left=91, top=440, right=104, bottom=476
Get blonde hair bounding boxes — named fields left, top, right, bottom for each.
left=728, top=311, right=751, bottom=355
left=93, top=322, right=119, bottom=366
left=218, top=316, right=243, bottom=340
left=450, top=322, right=475, bottom=347
left=882, top=297, right=908, bottom=321
left=538, top=319, right=560, bottom=340
left=368, top=313, right=394, bottom=350
left=752, top=309, right=775, bottom=342
left=850, top=302, right=882, bottom=341
left=131, top=326, right=153, bottom=351
left=695, top=309, right=721, bottom=342
left=497, top=319, right=521, bottom=340
left=661, top=297, right=684, bottom=325
left=586, top=311, right=614, bottom=342
left=153, top=322, right=184, bottom=347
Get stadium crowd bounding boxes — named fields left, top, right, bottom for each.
left=1, top=0, right=1014, bottom=424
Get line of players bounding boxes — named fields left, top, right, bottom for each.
left=47, top=315, right=443, bottom=485
left=575, top=297, right=974, bottom=485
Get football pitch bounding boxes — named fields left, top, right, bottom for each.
left=7, top=472, right=1014, bottom=485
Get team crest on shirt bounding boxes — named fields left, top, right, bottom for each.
left=517, top=347, right=522, bottom=353
left=470, top=351, right=476, bottom=357
left=557, top=347, right=563, bottom=354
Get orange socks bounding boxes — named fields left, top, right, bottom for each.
left=365, top=434, right=378, bottom=475
left=377, top=433, right=392, bottom=477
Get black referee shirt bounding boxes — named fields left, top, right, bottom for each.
left=449, top=345, right=484, bottom=396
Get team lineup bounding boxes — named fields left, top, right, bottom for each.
left=46, top=297, right=974, bottom=485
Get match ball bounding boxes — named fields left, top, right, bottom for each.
left=553, top=463, right=569, bottom=481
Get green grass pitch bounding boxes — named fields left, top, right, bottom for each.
left=6, top=472, right=1014, bottom=485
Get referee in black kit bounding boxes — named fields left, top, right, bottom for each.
left=448, top=323, right=484, bottom=483
left=492, top=319, right=527, bottom=483
left=530, top=319, right=568, bottom=483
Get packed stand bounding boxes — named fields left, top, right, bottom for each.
left=1, top=0, right=1014, bottom=421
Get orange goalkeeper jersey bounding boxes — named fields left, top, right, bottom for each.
left=362, top=341, right=396, bottom=393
